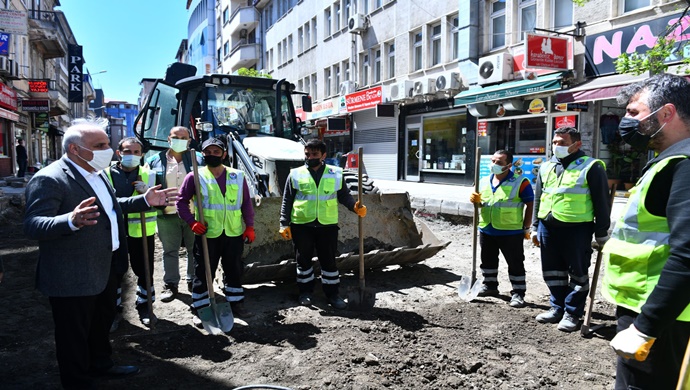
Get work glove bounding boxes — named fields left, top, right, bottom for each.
left=242, top=226, right=255, bottom=243
left=190, top=221, right=207, bottom=235
left=530, top=230, right=540, bottom=247
left=354, top=201, right=367, bottom=218
left=279, top=226, right=292, bottom=240
left=523, top=227, right=531, bottom=240
left=469, top=192, right=482, bottom=206
left=592, top=235, right=610, bottom=250
left=132, top=180, right=149, bottom=194
left=610, top=324, right=656, bottom=361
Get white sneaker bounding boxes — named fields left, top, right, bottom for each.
left=192, top=314, right=203, bottom=329
left=535, top=308, right=563, bottom=323
left=557, top=313, right=581, bottom=332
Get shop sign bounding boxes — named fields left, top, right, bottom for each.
left=510, top=43, right=573, bottom=80
left=307, top=98, right=339, bottom=120
left=526, top=34, right=569, bottom=70
left=0, top=32, right=9, bottom=56
left=528, top=99, right=546, bottom=114
left=68, top=44, right=83, bottom=102
left=555, top=102, right=589, bottom=112
left=584, top=12, right=690, bottom=76
left=34, top=112, right=50, bottom=131
left=477, top=121, right=488, bottom=137
left=344, top=86, right=382, bottom=112
left=0, top=9, right=28, bottom=35
left=480, top=154, right=546, bottom=188
left=19, top=99, right=50, bottom=112
left=0, top=81, right=17, bottom=111
left=28, top=79, right=50, bottom=93
left=555, top=115, right=577, bottom=128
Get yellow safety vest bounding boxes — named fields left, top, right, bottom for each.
left=602, top=155, right=690, bottom=321
left=478, top=174, right=527, bottom=230
left=290, top=165, right=342, bottom=225
left=106, top=166, right=157, bottom=238
left=195, top=166, right=244, bottom=238
left=537, top=156, right=604, bottom=223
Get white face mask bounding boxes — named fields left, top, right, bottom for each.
left=169, top=138, right=189, bottom=153
left=77, top=146, right=114, bottom=171
left=489, top=163, right=505, bottom=175
left=552, top=145, right=571, bottom=159
left=121, top=154, right=141, bottom=168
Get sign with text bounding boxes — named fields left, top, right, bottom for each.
left=526, top=34, right=569, bottom=70
left=477, top=121, right=488, bottom=137
left=68, top=44, right=83, bottom=102
left=0, top=9, right=27, bottom=35
left=0, top=81, right=18, bottom=111
left=344, top=86, right=383, bottom=112
left=19, top=99, right=50, bottom=112
left=0, top=32, right=10, bottom=56
left=28, top=79, right=50, bottom=93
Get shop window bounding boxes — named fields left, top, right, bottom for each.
left=552, top=0, right=573, bottom=30
left=490, top=1, right=506, bottom=49
left=623, top=0, right=649, bottom=13
left=420, top=114, right=469, bottom=172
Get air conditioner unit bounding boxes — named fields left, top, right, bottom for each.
left=389, top=80, right=413, bottom=101
left=413, top=79, right=436, bottom=96
left=7, top=59, right=20, bottom=80
left=348, top=13, right=366, bottom=33
left=477, top=53, right=514, bottom=86
left=436, top=72, right=463, bottom=91
left=339, top=81, right=356, bottom=95
left=0, top=57, right=9, bottom=75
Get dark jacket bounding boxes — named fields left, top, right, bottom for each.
left=146, top=149, right=204, bottom=189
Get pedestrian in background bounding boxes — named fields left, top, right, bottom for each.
left=23, top=118, right=177, bottom=389
left=279, top=139, right=367, bottom=309
left=531, top=127, right=610, bottom=332
left=176, top=137, right=255, bottom=324
left=602, top=73, right=690, bottom=390
left=106, top=137, right=158, bottom=329
left=16, top=138, right=27, bottom=178
left=469, top=149, right=533, bottom=308
left=147, top=126, right=204, bottom=301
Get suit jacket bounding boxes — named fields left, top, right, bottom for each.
left=24, top=156, right=150, bottom=297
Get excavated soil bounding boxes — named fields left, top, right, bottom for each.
left=0, top=208, right=618, bottom=389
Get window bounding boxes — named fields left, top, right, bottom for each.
left=325, top=8, right=332, bottom=36
left=362, top=0, right=369, bottom=14
left=374, top=48, right=381, bottom=83
left=224, top=41, right=229, bottom=57
left=490, top=0, right=506, bottom=49
left=552, top=0, right=573, bottom=29
left=305, top=22, right=311, bottom=49
left=519, top=0, right=536, bottom=41
left=282, top=38, right=288, bottom=63
left=344, top=60, right=350, bottom=81
left=311, top=73, right=318, bottom=100
left=218, top=48, right=222, bottom=64
left=413, top=31, right=423, bottom=71
left=334, top=2, right=341, bottom=31
left=298, top=27, right=304, bottom=52
left=387, top=42, right=395, bottom=79
left=623, top=0, right=650, bottom=12
left=361, top=53, right=369, bottom=86
left=345, top=0, right=351, bottom=22
left=375, top=0, right=382, bottom=9
left=335, top=64, right=341, bottom=91
left=305, top=76, right=311, bottom=95
left=325, top=67, right=332, bottom=97
left=223, top=7, right=229, bottom=24
left=431, top=23, right=442, bottom=66
left=451, top=17, right=459, bottom=60
left=288, top=34, right=293, bottom=59
left=298, top=79, right=303, bottom=91
left=312, top=17, right=317, bottom=46
left=277, top=42, right=282, bottom=64
left=269, top=48, right=274, bottom=69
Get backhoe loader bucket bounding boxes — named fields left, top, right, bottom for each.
left=242, top=192, right=449, bottom=284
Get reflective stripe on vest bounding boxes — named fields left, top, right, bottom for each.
left=196, top=166, right=244, bottom=238
left=290, top=165, right=343, bottom=225
left=105, top=166, right=157, bottom=238
left=478, top=174, right=526, bottom=230
left=602, top=155, right=690, bottom=321
left=537, top=156, right=603, bottom=222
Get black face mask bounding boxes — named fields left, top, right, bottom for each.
left=618, top=109, right=665, bottom=152
left=204, top=155, right=223, bottom=167
left=306, top=158, right=322, bottom=168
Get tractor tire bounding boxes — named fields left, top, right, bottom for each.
left=342, top=170, right=380, bottom=195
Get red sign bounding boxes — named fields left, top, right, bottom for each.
left=294, top=107, right=307, bottom=122
left=555, top=115, right=577, bottom=128
left=28, top=79, right=49, bottom=93
left=345, top=86, right=382, bottom=112
left=0, top=81, right=17, bottom=111
left=525, top=34, right=569, bottom=70
left=477, top=121, right=488, bottom=137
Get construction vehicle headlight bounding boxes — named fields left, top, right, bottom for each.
left=221, top=77, right=230, bottom=85
left=199, top=122, right=214, bottom=132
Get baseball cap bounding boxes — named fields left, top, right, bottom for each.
left=201, top=137, right=226, bottom=151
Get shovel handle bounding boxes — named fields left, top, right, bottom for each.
left=191, top=150, right=216, bottom=300
left=358, top=147, right=365, bottom=289
left=471, top=147, right=481, bottom=285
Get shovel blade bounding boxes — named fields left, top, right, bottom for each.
left=214, top=301, right=234, bottom=333
left=197, top=305, right=224, bottom=335
left=347, top=287, right=376, bottom=311
left=197, top=300, right=234, bottom=335
left=458, top=275, right=484, bottom=302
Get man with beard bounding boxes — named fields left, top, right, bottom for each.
left=602, top=73, right=690, bottom=390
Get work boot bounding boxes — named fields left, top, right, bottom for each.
left=187, top=280, right=193, bottom=292
left=536, top=308, right=564, bottom=324
left=136, top=304, right=157, bottom=327
left=327, top=295, right=347, bottom=310
left=477, top=284, right=499, bottom=297
left=298, top=293, right=313, bottom=306
left=509, top=293, right=525, bottom=308
left=557, top=313, right=581, bottom=332
left=230, top=301, right=254, bottom=318
left=160, top=284, right=178, bottom=303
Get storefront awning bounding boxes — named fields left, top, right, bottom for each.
left=454, top=72, right=567, bottom=106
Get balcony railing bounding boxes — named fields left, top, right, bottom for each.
left=28, top=10, right=70, bottom=59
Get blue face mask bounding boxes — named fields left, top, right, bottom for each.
left=489, top=163, right=505, bottom=175
left=120, top=154, right=141, bottom=168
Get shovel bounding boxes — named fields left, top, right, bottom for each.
left=348, top=147, right=375, bottom=311
left=191, top=149, right=234, bottom=335
left=581, top=183, right=618, bottom=337
left=458, top=147, right=484, bottom=302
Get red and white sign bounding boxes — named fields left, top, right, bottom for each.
left=345, top=86, right=382, bottom=112
left=555, top=115, right=576, bottom=128
left=525, top=34, right=570, bottom=70
left=0, top=82, right=17, bottom=111
left=477, top=121, right=488, bottom=137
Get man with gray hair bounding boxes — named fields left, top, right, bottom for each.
left=603, top=73, right=690, bottom=389
left=24, top=118, right=178, bottom=389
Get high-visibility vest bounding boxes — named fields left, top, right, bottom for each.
left=195, top=166, right=244, bottom=238
left=537, top=156, right=604, bottom=222
left=106, top=166, right=157, bottom=238
left=478, top=174, right=528, bottom=230
left=290, top=165, right=342, bottom=225
left=602, top=155, right=690, bottom=321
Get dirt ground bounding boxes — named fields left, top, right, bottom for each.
left=0, top=203, right=619, bottom=390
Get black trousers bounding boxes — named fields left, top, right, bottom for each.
left=17, top=159, right=27, bottom=177
left=291, top=224, right=340, bottom=297
left=191, top=234, right=245, bottom=306
left=479, top=231, right=526, bottom=295
left=614, top=306, right=690, bottom=390
left=127, top=235, right=156, bottom=305
left=48, top=262, right=118, bottom=389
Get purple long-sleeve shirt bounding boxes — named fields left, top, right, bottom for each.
left=176, top=169, right=254, bottom=228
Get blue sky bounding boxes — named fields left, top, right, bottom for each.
left=57, top=1, right=190, bottom=104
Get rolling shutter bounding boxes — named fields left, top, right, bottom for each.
left=352, top=109, right=398, bottom=180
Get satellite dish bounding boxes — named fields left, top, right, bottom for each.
left=479, top=61, right=495, bottom=80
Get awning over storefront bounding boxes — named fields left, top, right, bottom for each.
left=454, top=72, right=567, bottom=106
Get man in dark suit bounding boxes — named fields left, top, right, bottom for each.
left=24, top=118, right=178, bottom=390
